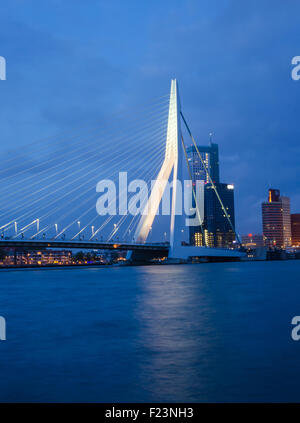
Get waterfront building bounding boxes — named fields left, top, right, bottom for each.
left=26, top=250, right=72, bottom=265
left=262, top=189, right=292, bottom=248
left=241, top=234, right=265, bottom=248
left=0, top=249, right=72, bottom=266
left=291, top=213, right=300, bottom=246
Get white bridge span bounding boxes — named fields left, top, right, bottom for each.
left=129, top=79, right=245, bottom=261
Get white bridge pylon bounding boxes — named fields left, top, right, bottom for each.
left=133, top=79, right=182, bottom=255
left=132, top=79, right=245, bottom=261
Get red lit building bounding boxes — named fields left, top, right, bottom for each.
left=291, top=214, right=300, bottom=246
left=262, top=189, right=291, bottom=248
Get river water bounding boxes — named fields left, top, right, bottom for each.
left=0, top=261, right=299, bottom=402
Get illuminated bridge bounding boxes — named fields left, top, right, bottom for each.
left=0, top=80, right=245, bottom=263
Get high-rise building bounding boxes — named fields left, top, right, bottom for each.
left=187, top=141, right=235, bottom=248
left=291, top=214, right=300, bottom=246
left=190, top=183, right=236, bottom=248
left=262, top=189, right=292, bottom=248
left=187, top=142, right=219, bottom=184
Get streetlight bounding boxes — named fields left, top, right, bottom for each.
left=91, top=225, right=94, bottom=237
left=14, top=221, right=17, bottom=235
left=36, top=218, right=39, bottom=233
left=55, top=223, right=58, bottom=236
left=77, top=221, right=80, bottom=231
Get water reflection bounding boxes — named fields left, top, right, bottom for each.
left=134, top=265, right=223, bottom=401
left=1, top=261, right=300, bottom=402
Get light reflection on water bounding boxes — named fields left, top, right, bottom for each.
left=0, top=261, right=300, bottom=402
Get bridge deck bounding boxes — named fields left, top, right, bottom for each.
left=0, top=239, right=169, bottom=252
left=0, top=240, right=245, bottom=260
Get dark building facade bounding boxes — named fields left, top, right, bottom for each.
left=291, top=213, right=300, bottom=246
left=262, top=189, right=291, bottom=248
left=190, top=183, right=236, bottom=248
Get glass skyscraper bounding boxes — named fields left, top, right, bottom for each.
left=190, top=183, right=236, bottom=248
left=187, top=141, right=236, bottom=248
left=187, top=142, right=220, bottom=184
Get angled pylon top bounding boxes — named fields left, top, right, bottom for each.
left=165, top=79, right=181, bottom=161
left=133, top=79, right=182, bottom=246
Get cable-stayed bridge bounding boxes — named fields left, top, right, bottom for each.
left=0, top=80, right=245, bottom=262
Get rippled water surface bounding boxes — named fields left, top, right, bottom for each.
left=0, top=261, right=300, bottom=402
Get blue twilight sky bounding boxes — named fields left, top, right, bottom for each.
left=0, top=0, right=300, bottom=236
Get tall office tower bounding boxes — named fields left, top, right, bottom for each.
left=187, top=140, right=235, bottom=248
left=187, top=142, right=220, bottom=184
left=190, top=183, right=236, bottom=248
left=291, top=214, right=300, bottom=246
left=262, top=189, right=292, bottom=248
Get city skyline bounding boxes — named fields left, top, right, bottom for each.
left=0, top=1, right=300, bottom=236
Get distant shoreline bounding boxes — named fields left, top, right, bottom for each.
left=0, top=262, right=113, bottom=271
left=1, top=258, right=300, bottom=272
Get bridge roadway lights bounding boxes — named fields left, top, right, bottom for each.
left=0, top=239, right=169, bottom=253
